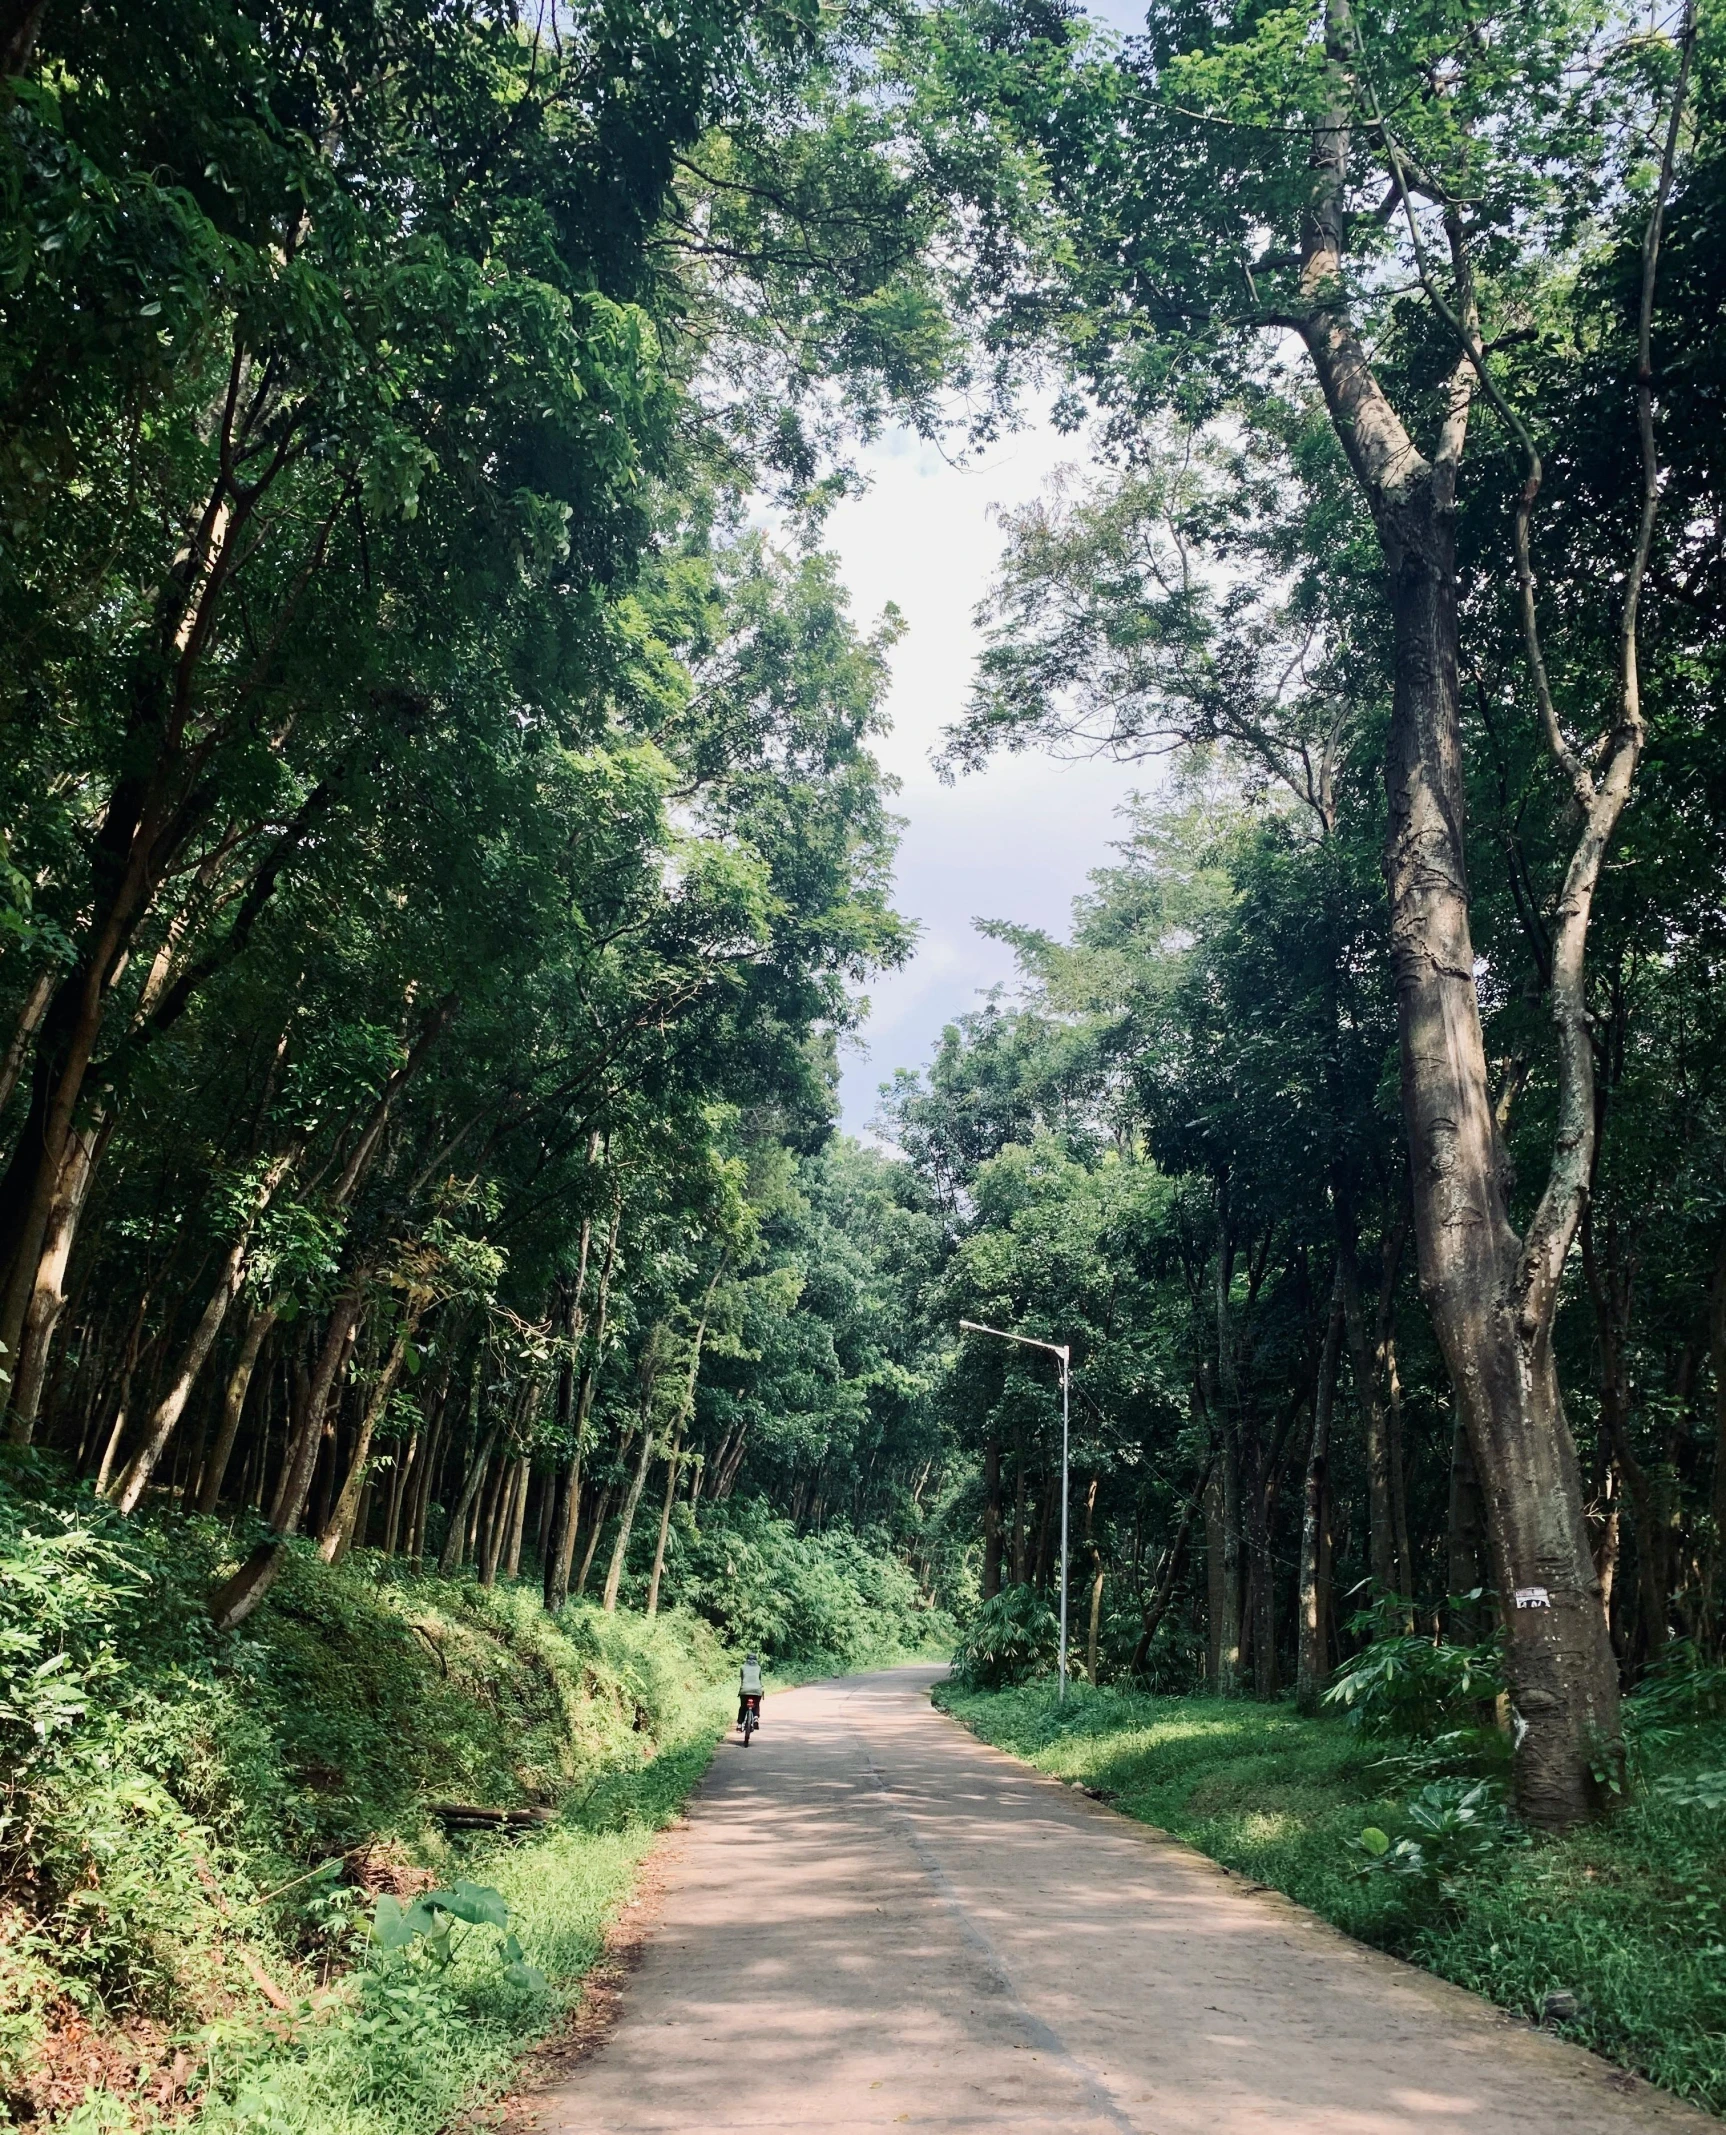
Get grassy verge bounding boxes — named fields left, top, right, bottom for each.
left=193, top=1684, right=730, bottom=2135
left=0, top=1467, right=952, bottom=2134
left=935, top=1679, right=1726, bottom=2117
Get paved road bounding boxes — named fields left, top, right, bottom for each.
left=538, top=1666, right=1712, bottom=2134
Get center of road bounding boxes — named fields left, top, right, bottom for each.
left=537, top=1667, right=1709, bottom=2134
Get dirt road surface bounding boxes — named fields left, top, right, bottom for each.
left=535, top=1666, right=1713, bottom=2134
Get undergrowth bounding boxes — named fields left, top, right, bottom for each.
left=0, top=1471, right=937, bottom=2132
left=936, top=1675, right=1726, bottom=2115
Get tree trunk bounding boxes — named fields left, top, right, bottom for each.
left=210, top=1288, right=363, bottom=1630
left=1709, top=1235, right=1726, bottom=1645
left=1342, top=1257, right=1401, bottom=1609
left=503, top=1454, right=531, bottom=1579
left=319, top=1316, right=415, bottom=1562
left=1288, top=0, right=1658, bottom=1814
left=1131, top=1464, right=1210, bottom=1678
left=4, top=1116, right=105, bottom=1446
left=195, top=1305, right=275, bottom=1513
left=383, top=1429, right=417, bottom=1557
left=437, top=1356, right=494, bottom=1575
left=1379, top=492, right=1622, bottom=1821
left=544, top=1194, right=618, bottom=1614
left=604, top=1406, right=661, bottom=1612
left=0, top=966, right=54, bottom=1119
left=1446, top=1415, right=1488, bottom=1640
left=1204, top=1463, right=1226, bottom=1687
left=575, top=1483, right=612, bottom=1596
left=1298, top=1264, right=1347, bottom=1713
left=645, top=1427, right=682, bottom=1618
left=1215, top=1424, right=1243, bottom=1694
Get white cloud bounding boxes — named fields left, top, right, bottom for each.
left=829, top=418, right=1157, bottom=1135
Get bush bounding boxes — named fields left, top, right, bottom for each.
left=0, top=1466, right=732, bottom=2128
left=950, top=1584, right=1057, bottom=1689
left=1323, top=1605, right=1502, bottom=1739
left=660, top=1499, right=951, bottom=1668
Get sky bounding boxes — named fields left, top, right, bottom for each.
left=824, top=0, right=1155, bottom=1138
left=827, top=423, right=1141, bottom=1136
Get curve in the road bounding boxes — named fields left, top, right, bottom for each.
left=537, top=1665, right=1713, bottom=2134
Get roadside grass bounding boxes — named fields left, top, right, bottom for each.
left=0, top=1468, right=946, bottom=2133
left=207, top=1647, right=944, bottom=2135
left=193, top=1697, right=730, bottom=2135
left=935, top=1679, right=1726, bottom=2117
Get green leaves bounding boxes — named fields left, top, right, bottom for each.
left=369, top=1881, right=546, bottom=1995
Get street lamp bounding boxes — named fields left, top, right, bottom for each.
left=958, top=1318, right=1072, bottom=1701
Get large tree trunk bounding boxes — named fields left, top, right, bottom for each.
left=1446, top=1415, right=1488, bottom=1640
left=1379, top=495, right=1622, bottom=1823
left=1284, top=0, right=1674, bottom=1823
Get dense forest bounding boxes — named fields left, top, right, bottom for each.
left=0, top=0, right=1723, bottom=2110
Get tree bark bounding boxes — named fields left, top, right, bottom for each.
left=210, top=1287, right=363, bottom=1629
left=1289, top=0, right=1627, bottom=1817
left=113, top=1149, right=294, bottom=1510
left=545, top=1194, right=619, bottom=1614
left=1710, top=1234, right=1726, bottom=1643
left=0, top=967, right=54, bottom=1122
left=575, top=1483, right=612, bottom=1596
left=1446, top=1415, right=1488, bottom=1639
left=503, top=1453, right=531, bottom=1579
left=4, top=1116, right=106, bottom=1445
left=1215, top=1420, right=1243, bottom=1694
left=645, top=1427, right=682, bottom=1618
left=603, top=1369, right=664, bottom=1611
left=196, top=1305, right=276, bottom=1514
left=319, top=1315, right=415, bottom=1562
left=439, top=1383, right=500, bottom=1578
left=1131, top=1461, right=1211, bottom=1678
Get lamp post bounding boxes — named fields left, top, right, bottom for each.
left=959, top=1318, right=1072, bottom=1701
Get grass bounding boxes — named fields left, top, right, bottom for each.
left=935, top=1678, right=1726, bottom=2118
left=188, top=1689, right=730, bottom=2135
left=0, top=1470, right=945, bottom=2134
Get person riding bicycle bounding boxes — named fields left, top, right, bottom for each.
left=737, top=1651, right=763, bottom=1728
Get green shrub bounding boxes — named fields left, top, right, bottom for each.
left=660, top=1499, right=950, bottom=1667
left=950, top=1584, right=1057, bottom=1689
left=0, top=1468, right=733, bottom=2129
left=1322, top=1607, right=1502, bottom=1739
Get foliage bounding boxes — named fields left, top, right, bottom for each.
left=1350, top=1779, right=1521, bottom=1917
left=661, top=1497, right=952, bottom=1670
left=1323, top=1607, right=1504, bottom=1739
left=0, top=1469, right=740, bottom=2128
left=950, top=1583, right=1058, bottom=1689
